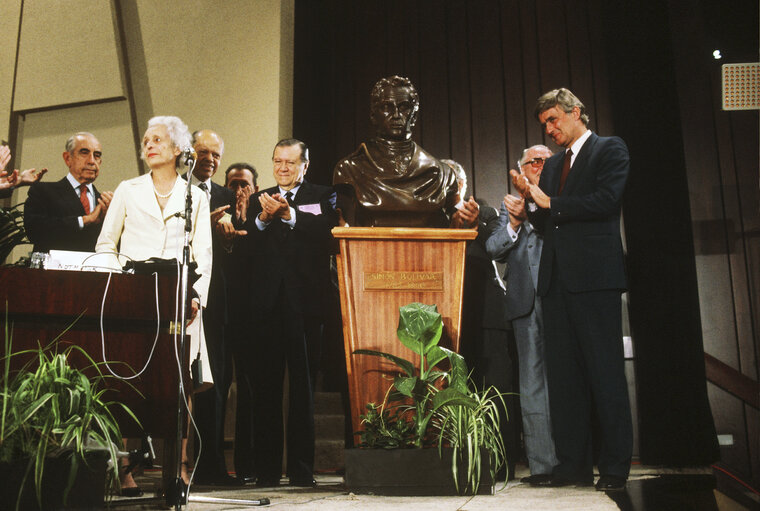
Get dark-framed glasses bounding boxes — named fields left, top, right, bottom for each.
left=523, top=157, right=547, bottom=167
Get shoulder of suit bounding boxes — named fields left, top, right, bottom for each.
left=122, top=173, right=151, bottom=186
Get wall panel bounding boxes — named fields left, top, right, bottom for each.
left=14, top=0, right=124, bottom=111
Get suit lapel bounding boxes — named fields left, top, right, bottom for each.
left=561, top=133, right=598, bottom=195
left=541, top=153, right=564, bottom=195
left=57, top=177, right=89, bottom=216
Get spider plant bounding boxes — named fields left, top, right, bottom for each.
left=0, top=311, right=140, bottom=510
left=355, top=302, right=510, bottom=494
left=434, top=384, right=508, bottom=494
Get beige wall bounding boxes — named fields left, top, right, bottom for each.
left=2, top=0, right=293, bottom=260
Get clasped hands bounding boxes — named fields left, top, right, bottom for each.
left=450, top=196, right=480, bottom=229
left=211, top=204, right=247, bottom=245
left=509, top=169, right=550, bottom=209
left=82, top=191, right=113, bottom=225
left=258, top=192, right=291, bottom=223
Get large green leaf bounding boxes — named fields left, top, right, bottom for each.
left=441, top=347, right=470, bottom=394
left=392, top=375, right=419, bottom=398
left=432, top=386, right=477, bottom=411
left=353, top=349, right=415, bottom=377
left=396, top=303, right=443, bottom=355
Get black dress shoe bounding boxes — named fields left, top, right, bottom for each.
left=521, top=473, right=553, bottom=484
left=289, top=477, right=317, bottom=487
left=256, top=477, right=281, bottom=487
left=194, top=472, right=244, bottom=486
left=119, top=486, right=144, bottom=497
left=237, top=474, right=257, bottom=485
left=532, top=475, right=593, bottom=488
left=595, top=475, right=626, bottom=491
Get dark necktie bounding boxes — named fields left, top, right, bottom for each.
left=285, top=191, right=294, bottom=202
left=79, top=184, right=90, bottom=214
left=558, top=149, right=573, bottom=194
left=198, top=182, right=208, bottom=192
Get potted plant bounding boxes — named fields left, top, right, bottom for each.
left=346, top=302, right=507, bottom=495
left=0, top=315, right=140, bottom=510
left=0, top=204, right=26, bottom=264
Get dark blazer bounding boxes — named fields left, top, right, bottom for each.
left=487, top=205, right=542, bottom=321
left=206, top=180, right=235, bottom=320
left=528, top=133, right=629, bottom=296
left=24, top=177, right=102, bottom=253
left=239, top=181, right=338, bottom=316
left=469, top=200, right=510, bottom=331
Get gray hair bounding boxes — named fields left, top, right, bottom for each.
left=518, top=144, right=553, bottom=169
left=441, top=159, right=467, bottom=198
left=147, top=116, right=192, bottom=151
left=64, top=132, right=98, bottom=153
left=534, top=88, right=589, bottom=126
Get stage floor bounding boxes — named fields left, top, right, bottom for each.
left=107, top=463, right=755, bottom=510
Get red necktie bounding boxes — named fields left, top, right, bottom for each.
left=79, top=184, right=90, bottom=214
left=558, top=149, right=573, bottom=194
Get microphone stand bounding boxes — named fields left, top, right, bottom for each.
left=163, top=152, right=269, bottom=509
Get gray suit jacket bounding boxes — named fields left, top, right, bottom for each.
left=486, top=202, right=542, bottom=321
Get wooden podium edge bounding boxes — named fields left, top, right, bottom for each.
left=332, top=226, right=477, bottom=241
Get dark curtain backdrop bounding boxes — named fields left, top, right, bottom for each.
left=292, top=0, right=756, bottom=470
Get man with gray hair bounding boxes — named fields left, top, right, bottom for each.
left=24, top=132, right=112, bottom=253
left=513, top=88, right=632, bottom=491
left=486, top=144, right=557, bottom=484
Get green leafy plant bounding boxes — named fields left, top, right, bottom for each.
left=435, top=385, right=508, bottom=494
left=0, top=312, right=140, bottom=510
left=0, top=204, right=27, bottom=264
left=355, top=302, right=475, bottom=448
left=355, top=302, right=508, bottom=494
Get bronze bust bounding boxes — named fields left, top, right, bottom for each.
left=333, top=76, right=460, bottom=228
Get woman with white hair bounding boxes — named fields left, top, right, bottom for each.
left=96, top=115, right=213, bottom=493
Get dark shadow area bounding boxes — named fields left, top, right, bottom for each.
left=607, top=475, right=718, bottom=511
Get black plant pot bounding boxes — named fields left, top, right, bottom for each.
left=345, top=447, right=494, bottom=496
left=0, top=451, right=108, bottom=511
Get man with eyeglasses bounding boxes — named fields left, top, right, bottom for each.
left=486, top=144, right=557, bottom=486
left=234, top=139, right=338, bottom=488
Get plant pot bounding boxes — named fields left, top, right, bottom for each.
left=344, top=447, right=494, bottom=496
left=0, top=450, right=108, bottom=511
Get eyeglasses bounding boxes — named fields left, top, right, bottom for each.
left=521, top=157, right=547, bottom=167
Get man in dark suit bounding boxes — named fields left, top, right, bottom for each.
left=222, top=162, right=259, bottom=483
left=24, top=132, right=112, bottom=253
left=236, top=139, right=337, bottom=487
left=185, top=129, right=240, bottom=486
left=486, top=145, right=558, bottom=484
left=515, top=88, right=632, bottom=491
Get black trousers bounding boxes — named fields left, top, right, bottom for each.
left=542, top=265, right=633, bottom=481
left=193, top=306, right=232, bottom=478
left=250, top=288, right=315, bottom=482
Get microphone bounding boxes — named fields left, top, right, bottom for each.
left=181, top=146, right=196, bottom=166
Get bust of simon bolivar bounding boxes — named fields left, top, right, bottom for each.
left=333, top=75, right=478, bottom=228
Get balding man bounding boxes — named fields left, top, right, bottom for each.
left=487, top=145, right=558, bottom=484
left=186, top=129, right=240, bottom=486
left=24, top=132, right=112, bottom=253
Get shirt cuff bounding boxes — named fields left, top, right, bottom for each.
left=255, top=214, right=270, bottom=231
left=507, top=223, right=520, bottom=241
left=283, top=207, right=296, bottom=228
left=77, top=216, right=84, bottom=230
